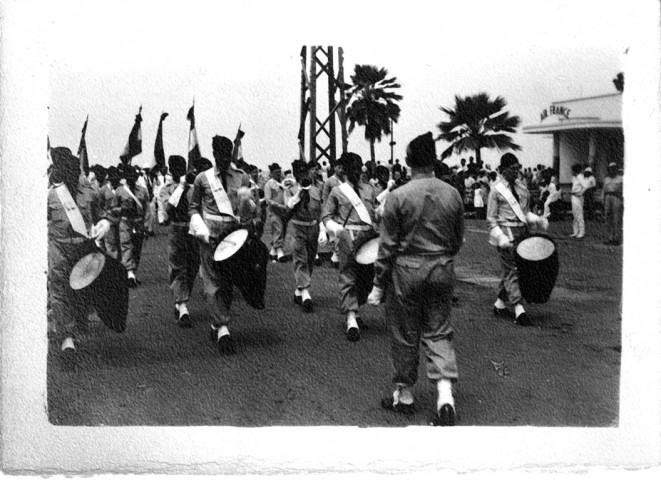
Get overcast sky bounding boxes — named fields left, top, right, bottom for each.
left=46, top=0, right=628, bottom=172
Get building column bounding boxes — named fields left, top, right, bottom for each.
left=552, top=133, right=560, bottom=175
left=588, top=131, right=597, bottom=168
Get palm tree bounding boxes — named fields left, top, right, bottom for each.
left=436, top=92, right=521, bottom=165
left=346, top=65, right=402, bottom=170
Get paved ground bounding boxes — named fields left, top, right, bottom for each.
left=47, top=217, right=622, bottom=427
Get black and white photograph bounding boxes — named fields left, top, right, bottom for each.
left=1, top=0, right=660, bottom=476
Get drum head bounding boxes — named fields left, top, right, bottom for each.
left=516, top=236, right=555, bottom=261
left=70, top=252, right=107, bottom=290
left=214, top=229, right=249, bottom=262
left=355, top=238, right=380, bottom=265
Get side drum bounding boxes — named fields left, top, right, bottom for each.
left=70, top=252, right=129, bottom=333
left=515, top=234, right=559, bottom=304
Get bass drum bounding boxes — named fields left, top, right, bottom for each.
left=515, top=234, right=559, bottom=304
left=223, top=236, right=269, bottom=310
left=351, top=229, right=379, bottom=305
left=70, top=251, right=129, bottom=333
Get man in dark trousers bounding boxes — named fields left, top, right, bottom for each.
left=368, top=132, right=464, bottom=426
left=160, top=155, right=200, bottom=328
left=188, top=136, right=262, bottom=354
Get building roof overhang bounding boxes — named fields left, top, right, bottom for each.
left=523, top=120, right=622, bottom=135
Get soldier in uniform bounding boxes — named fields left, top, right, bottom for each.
left=99, top=166, right=121, bottom=259
left=159, top=155, right=200, bottom=328
left=486, top=153, right=548, bottom=326
left=188, top=135, right=262, bottom=354
left=602, top=162, right=624, bottom=246
left=321, top=161, right=346, bottom=268
left=114, top=164, right=150, bottom=287
left=368, top=132, right=464, bottom=426
left=264, top=163, right=289, bottom=262
left=47, top=147, right=114, bottom=357
left=284, top=160, right=325, bottom=312
left=321, top=152, right=377, bottom=342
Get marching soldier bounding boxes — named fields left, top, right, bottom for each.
left=321, top=152, right=377, bottom=341
left=188, top=135, right=263, bottom=354
left=284, top=160, right=325, bottom=312
left=99, top=166, right=121, bottom=259
left=47, top=147, right=115, bottom=357
left=264, top=162, right=289, bottom=262
left=114, top=164, right=149, bottom=287
left=160, top=155, right=200, bottom=328
left=322, top=161, right=346, bottom=268
left=487, top=153, right=548, bottom=326
left=368, top=132, right=464, bottom=426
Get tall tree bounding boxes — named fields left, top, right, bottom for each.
left=345, top=64, right=402, bottom=170
left=436, top=93, right=521, bottom=165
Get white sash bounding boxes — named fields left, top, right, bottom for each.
left=494, top=182, right=527, bottom=223
left=205, top=168, right=236, bottom=218
left=168, top=185, right=185, bottom=208
left=338, top=182, right=372, bottom=225
left=54, top=184, right=90, bottom=238
left=119, top=185, right=145, bottom=216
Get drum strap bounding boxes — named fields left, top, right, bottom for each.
left=338, top=183, right=372, bottom=225
left=205, top=168, right=237, bottom=218
left=168, top=185, right=185, bottom=208
left=494, top=182, right=527, bottom=223
left=120, top=185, right=145, bottom=216
left=54, top=184, right=90, bottom=238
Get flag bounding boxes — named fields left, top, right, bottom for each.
left=232, top=124, right=245, bottom=165
left=187, top=102, right=201, bottom=172
left=47, top=135, right=52, bottom=163
left=154, top=112, right=168, bottom=171
left=77, top=116, right=89, bottom=175
left=120, top=106, right=143, bottom=165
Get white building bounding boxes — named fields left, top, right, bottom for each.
left=522, top=93, right=623, bottom=186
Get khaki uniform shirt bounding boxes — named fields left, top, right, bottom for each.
left=486, top=178, right=530, bottom=230
left=47, top=181, right=110, bottom=242
left=285, top=184, right=323, bottom=223
left=373, top=173, right=464, bottom=288
left=321, top=181, right=376, bottom=228
left=188, top=165, right=256, bottom=222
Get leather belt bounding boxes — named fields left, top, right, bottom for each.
left=291, top=219, right=317, bottom=226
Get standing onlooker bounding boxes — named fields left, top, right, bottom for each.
left=473, top=179, right=487, bottom=220
left=570, top=163, right=586, bottom=238
left=582, top=166, right=597, bottom=220
left=601, top=162, right=624, bottom=246
left=464, top=172, right=476, bottom=213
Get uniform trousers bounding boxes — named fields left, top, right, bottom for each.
left=385, top=254, right=458, bottom=386
left=47, top=239, right=96, bottom=340
left=119, top=218, right=144, bottom=272
left=290, top=222, right=319, bottom=290
left=268, top=212, right=288, bottom=250
left=168, top=225, right=200, bottom=304
left=604, top=195, right=623, bottom=243
left=336, top=228, right=372, bottom=314
left=496, top=226, right=528, bottom=307
left=197, top=219, right=237, bottom=327
left=571, top=195, right=585, bottom=236
left=103, top=223, right=120, bottom=260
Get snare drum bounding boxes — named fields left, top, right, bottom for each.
left=515, top=234, right=559, bottom=304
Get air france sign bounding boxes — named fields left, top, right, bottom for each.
left=540, top=105, right=571, bottom=122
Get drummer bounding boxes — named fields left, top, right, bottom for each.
left=321, top=152, right=377, bottom=341
left=188, top=135, right=263, bottom=354
left=113, top=164, right=150, bottom=288
left=486, top=153, right=548, bottom=326
left=284, top=160, right=325, bottom=312
left=47, top=147, right=114, bottom=358
left=160, top=155, right=200, bottom=328
left=367, top=132, right=464, bottom=426
left=100, top=166, right=121, bottom=259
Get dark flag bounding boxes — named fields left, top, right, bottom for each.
left=77, top=116, right=89, bottom=175
left=47, top=135, right=52, bottom=163
left=187, top=102, right=201, bottom=172
left=232, top=124, right=245, bottom=165
left=154, top=112, right=168, bottom=171
left=120, top=106, right=143, bottom=165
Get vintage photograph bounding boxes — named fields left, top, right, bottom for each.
left=2, top=0, right=660, bottom=475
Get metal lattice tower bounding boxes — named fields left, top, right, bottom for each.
left=298, top=46, right=348, bottom=167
